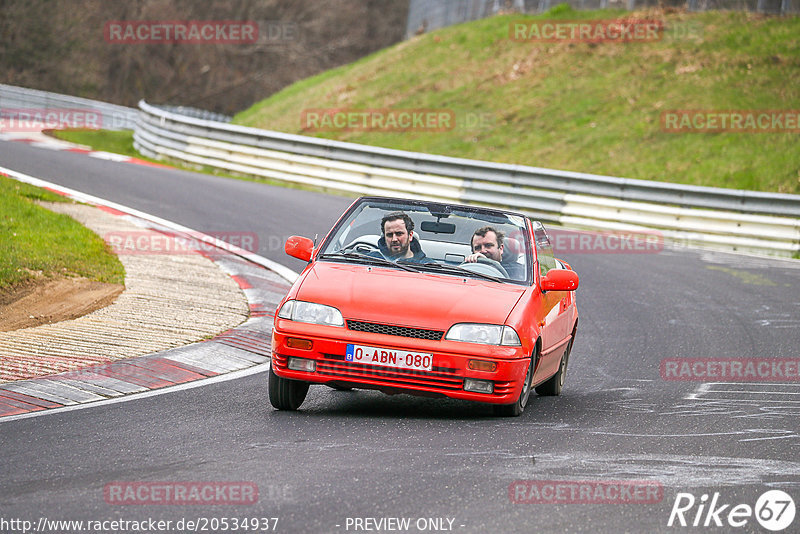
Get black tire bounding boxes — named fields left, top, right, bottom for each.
left=535, top=328, right=575, bottom=397
left=269, top=365, right=309, bottom=410
left=494, top=346, right=538, bottom=417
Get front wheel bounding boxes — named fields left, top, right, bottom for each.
left=494, top=347, right=538, bottom=417
left=269, top=364, right=309, bottom=410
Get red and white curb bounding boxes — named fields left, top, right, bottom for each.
left=0, top=166, right=297, bottom=421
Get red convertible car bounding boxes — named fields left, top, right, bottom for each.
left=269, top=196, right=579, bottom=416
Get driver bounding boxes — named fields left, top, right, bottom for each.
left=374, top=211, right=433, bottom=263
left=465, top=226, right=524, bottom=279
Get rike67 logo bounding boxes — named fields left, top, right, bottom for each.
left=668, top=490, right=795, bottom=531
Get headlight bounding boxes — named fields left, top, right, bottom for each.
left=445, top=323, right=521, bottom=346
left=277, top=300, right=344, bottom=327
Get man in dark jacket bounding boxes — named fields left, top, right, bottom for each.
left=376, top=211, right=434, bottom=263
left=465, top=226, right=524, bottom=279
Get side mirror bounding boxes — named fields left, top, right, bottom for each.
left=541, top=269, right=579, bottom=292
left=285, top=236, right=314, bottom=262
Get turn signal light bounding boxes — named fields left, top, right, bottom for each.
left=286, top=338, right=313, bottom=350
left=468, top=359, right=498, bottom=372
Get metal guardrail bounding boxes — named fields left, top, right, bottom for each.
left=0, top=84, right=139, bottom=131
left=133, top=100, right=799, bottom=257
left=150, top=104, right=232, bottom=124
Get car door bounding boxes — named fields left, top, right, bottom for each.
left=533, top=221, right=573, bottom=379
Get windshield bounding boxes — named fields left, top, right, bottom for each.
left=318, top=197, right=532, bottom=284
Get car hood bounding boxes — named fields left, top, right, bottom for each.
left=294, top=261, right=526, bottom=330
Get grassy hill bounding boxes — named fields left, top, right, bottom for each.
left=233, top=6, right=800, bottom=194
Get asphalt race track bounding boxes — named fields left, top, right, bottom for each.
left=2, top=139, right=799, bottom=533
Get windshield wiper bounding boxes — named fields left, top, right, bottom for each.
left=319, top=252, right=420, bottom=273
left=415, top=262, right=502, bottom=283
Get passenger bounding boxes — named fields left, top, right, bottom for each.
left=465, top=226, right=524, bottom=279
left=374, top=211, right=433, bottom=263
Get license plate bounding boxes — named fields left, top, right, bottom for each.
left=345, top=344, right=433, bottom=372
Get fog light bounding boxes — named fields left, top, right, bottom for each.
left=464, top=378, right=494, bottom=394
left=287, top=337, right=313, bottom=350
left=468, top=359, right=497, bottom=372
left=288, top=357, right=316, bottom=372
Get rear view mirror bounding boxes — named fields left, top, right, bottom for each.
left=541, top=269, right=579, bottom=292
left=285, top=236, right=314, bottom=262
left=420, top=221, right=456, bottom=234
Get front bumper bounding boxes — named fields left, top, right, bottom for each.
left=271, top=320, right=530, bottom=404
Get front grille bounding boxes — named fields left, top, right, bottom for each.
left=274, top=353, right=507, bottom=397
left=316, top=359, right=463, bottom=391
left=347, top=320, right=443, bottom=341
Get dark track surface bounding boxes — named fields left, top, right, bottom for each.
left=2, top=139, right=799, bottom=533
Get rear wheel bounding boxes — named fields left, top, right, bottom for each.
left=535, top=328, right=575, bottom=397
left=494, top=346, right=538, bottom=417
left=269, top=365, right=309, bottom=410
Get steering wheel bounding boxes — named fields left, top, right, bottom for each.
left=459, top=256, right=509, bottom=278
left=342, top=241, right=381, bottom=254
